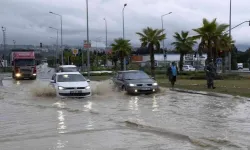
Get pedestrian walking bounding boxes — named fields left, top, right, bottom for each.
left=167, top=62, right=178, bottom=88
left=205, top=60, right=216, bottom=89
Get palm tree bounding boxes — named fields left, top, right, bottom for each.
left=136, top=27, right=166, bottom=78
left=193, top=18, right=229, bottom=64
left=171, top=31, right=196, bottom=71
left=111, top=38, right=132, bottom=70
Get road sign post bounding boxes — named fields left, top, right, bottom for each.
left=72, top=49, right=78, bottom=56
left=84, top=40, right=91, bottom=49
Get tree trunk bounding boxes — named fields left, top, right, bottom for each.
left=149, top=43, right=155, bottom=78
left=207, top=40, right=212, bottom=63
left=120, top=52, right=124, bottom=71
left=179, top=53, right=184, bottom=71
left=212, top=47, right=217, bottom=65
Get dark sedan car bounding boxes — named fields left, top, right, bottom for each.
left=112, top=70, right=159, bottom=94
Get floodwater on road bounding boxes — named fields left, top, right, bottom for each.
left=0, top=66, right=250, bottom=150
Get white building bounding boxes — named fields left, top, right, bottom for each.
left=136, top=54, right=207, bottom=67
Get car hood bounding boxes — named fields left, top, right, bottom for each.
left=125, top=78, right=156, bottom=84
left=57, top=81, right=89, bottom=87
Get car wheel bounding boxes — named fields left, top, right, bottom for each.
left=121, top=85, right=126, bottom=91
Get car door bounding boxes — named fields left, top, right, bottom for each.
left=50, top=74, right=57, bottom=87
left=116, top=73, right=124, bottom=88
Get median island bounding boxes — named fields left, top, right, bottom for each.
left=83, top=71, right=250, bottom=98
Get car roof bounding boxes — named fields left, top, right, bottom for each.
left=56, top=72, right=81, bottom=75
left=59, top=65, right=77, bottom=68
left=117, top=70, right=142, bottom=73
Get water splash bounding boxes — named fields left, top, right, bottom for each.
left=31, top=84, right=56, bottom=97
left=91, top=80, right=118, bottom=96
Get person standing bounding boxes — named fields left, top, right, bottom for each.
left=167, top=62, right=178, bottom=88
left=205, top=60, right=216, bottom=89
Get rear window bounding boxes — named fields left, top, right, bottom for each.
left=61, top=67, right=77, bottom=72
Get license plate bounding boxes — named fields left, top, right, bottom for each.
left=70, top=90, right=82, bottom=93
left=141, top=88, right=150, bottom=90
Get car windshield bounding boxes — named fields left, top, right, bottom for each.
left=15, top=59, right=35, bottom=66
left=124, top=71, right=150, bottom=80
left=57, top=74, right=86, bottom=82
left=62, top=67, right=77, bottom=72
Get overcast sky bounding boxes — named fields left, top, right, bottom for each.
left=1, top=0, right=250, bottom=48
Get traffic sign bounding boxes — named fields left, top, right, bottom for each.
left=216, top=58, right=222, bottom=64
left=84, top=40, right=91, bottom=48
left=72, top=49, right=78, bottom=55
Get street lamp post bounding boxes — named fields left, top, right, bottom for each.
left=161, top=12, right=172, bottom=71
left=49, top=27, right=59, bottom=66
left=49, top=11, right=63, bottom=65
left=104, top=18, right=108, bottom=66
left=86, top=0, right=90, bottom=78
left=13, top=40, right=16, bottom=48
left=122, top=3, right=127, bottom=71
left=228, top=0, right=232, bottom=72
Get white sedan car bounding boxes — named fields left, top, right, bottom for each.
left=183, top=65, right=196, bottom=71
left=50, top=72, right=91, bottom=98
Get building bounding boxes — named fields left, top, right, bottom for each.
left=131, top=54, right=207, bottom=68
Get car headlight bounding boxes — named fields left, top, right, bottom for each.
left=58, top=86, right=64, bottom=90
left=153, top=83, right=158, bottom=86
left=129, top=84, right=135, bottom=87
left=16, top=73, right=21, bottom=77
left=85, top=86, right=90, bottom=89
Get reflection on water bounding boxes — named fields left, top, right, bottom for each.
left=56, top=139, right=68, bottom=149
left=57, top=110, right=67, bottom=133
left=84, top=101, right=92, bottom=111
left=152, top=96, right=159, bottom=112
left=86, top=117, right=94, bottom=130
left=53, top=101, right=66, bottom=109
left=129, top=96, right=139, bottom=111
left=16, top=81, right=20, bottom=85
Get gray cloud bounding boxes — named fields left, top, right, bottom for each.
left=1, top=0, right=250, bottom=48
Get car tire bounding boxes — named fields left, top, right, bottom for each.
left=12, top=72, right=15, bottom=79
left=121, top=85, right=126, bottom=91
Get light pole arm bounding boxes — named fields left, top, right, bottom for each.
left=225, top=21, right=250, bottom=33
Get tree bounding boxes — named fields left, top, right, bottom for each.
left=136, top=27, right=166, bottom=78
left=111, top=38, right=132, bottom=70
left=217, top=33, right=235, bottom=71
left=171, top=31, right=197, bottom=71
left=193, top=18, right=229, bottom=64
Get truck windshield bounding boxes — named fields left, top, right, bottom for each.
left=15, top=59, right=35, bottom=66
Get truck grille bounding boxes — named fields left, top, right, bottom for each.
left=21, top=69, right=32, bottom=74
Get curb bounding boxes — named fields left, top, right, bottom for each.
left=170, top=88, right=232, bottom=98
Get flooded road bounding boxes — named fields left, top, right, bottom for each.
left=0, top=65, right=250, bottom=150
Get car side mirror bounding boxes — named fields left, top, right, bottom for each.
left=87, top=79, right=90, bottom=83
left=151, top=77, right=155, bottom=80
left=50, top=80, right=55, bottom=83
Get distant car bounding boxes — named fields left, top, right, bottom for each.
left=183, top=65, right=196, bottom=71
left=112, top=70, right=159, bottom=94
left=50, top=72, right=91, bottom=98
left=56, top=65, right=78, bottom=72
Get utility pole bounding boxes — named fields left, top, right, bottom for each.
left=13, top=40, right=16, bottom=48
left=86, top=0, right=90, bottom=78
left=104, top=18, right=108, bottom=66
left=2, top=27, right=6, bottom=67
left=122, top=3, right=127, bottom=71
left=228, top=0, right=232, bottom=72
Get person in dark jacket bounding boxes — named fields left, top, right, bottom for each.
left=205, top=60, right=216, bottom=89
left=167, top=62, right=178, bottom=88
